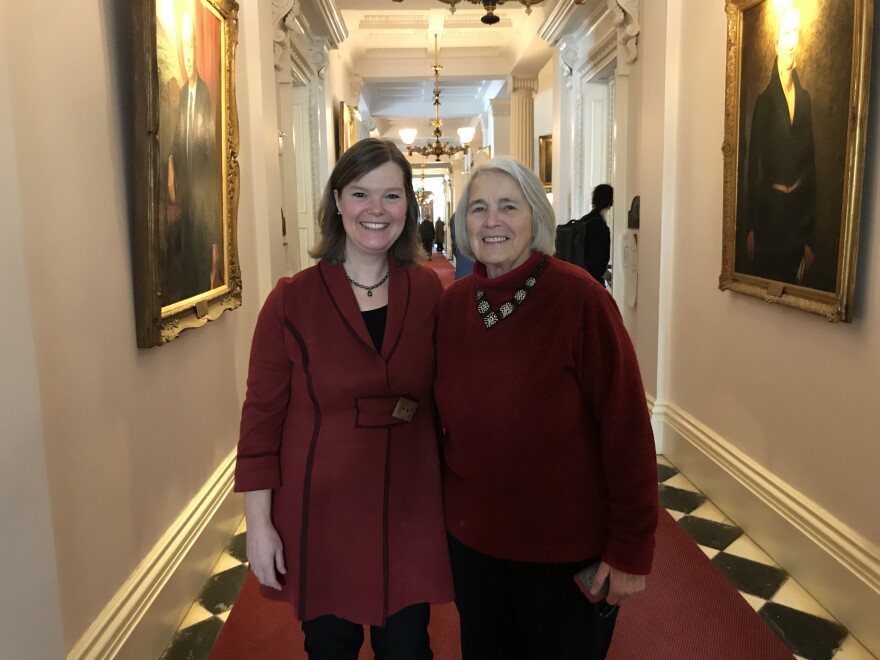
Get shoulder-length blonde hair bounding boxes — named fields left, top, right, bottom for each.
left=310, top=138, right=424, bottom=267
left=453, top=156, right=557, bottom=260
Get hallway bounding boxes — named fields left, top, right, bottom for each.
left=160, top=456, right=875, bottom=660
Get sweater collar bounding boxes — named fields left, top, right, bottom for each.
left=472, top=251, right=545, bottom=298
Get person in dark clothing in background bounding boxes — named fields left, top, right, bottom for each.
left=435, top=217, right=446, bottom=254
left=579, top=184, right=613, bottom=286
left=450, top=213, right=474, bottom=279
left=419, top=217, right=436, bottom=260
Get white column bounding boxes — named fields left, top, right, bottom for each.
left=554, top=38, right=579, bottom=223
left=490, top=99, right=510, bottom=158
left=510, top=76, right=538, bottom=168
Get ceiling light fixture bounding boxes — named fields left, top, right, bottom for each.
left=406, top=34, right=472, bottom=162
left=414, top=159, right=434, bottom=206
left=393, top=0, right=576, bottom=25
left=399, top=128, right=418, bottom=145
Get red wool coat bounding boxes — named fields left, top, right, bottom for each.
left=235, top=260, right=454, bottom=626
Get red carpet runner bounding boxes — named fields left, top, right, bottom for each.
left=210, top=509, right=793, bottom=659
left=420, top=250, right=455, bottom=289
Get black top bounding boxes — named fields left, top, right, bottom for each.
left=361, top=305, right=388, bottom=352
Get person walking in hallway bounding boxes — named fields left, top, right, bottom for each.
left=420, top=216, right=436, bottom=260
left=236, top=138, right=453, bottom=659
left=435, top=216, right=446, bottom=254
left=435, top=156, right=657, bottom=660
left=579, top=184, right=613, bottom=287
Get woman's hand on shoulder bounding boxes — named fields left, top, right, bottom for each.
left=246, top=521, right=286, bottom=590
left=595, top=561, right=646, bottom=606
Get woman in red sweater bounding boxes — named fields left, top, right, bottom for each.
left=435, top=156, right=658, bottom=659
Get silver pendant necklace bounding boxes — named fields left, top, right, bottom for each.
left=347, top=270, right=390, bottom=297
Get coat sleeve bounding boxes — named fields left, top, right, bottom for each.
left=575, top=287, right=658, bottom=574
left=235, top=282, right=293, bottom=492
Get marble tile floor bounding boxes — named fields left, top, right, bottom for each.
left=160, top=456, right=876, bottom=660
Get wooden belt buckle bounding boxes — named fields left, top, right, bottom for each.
left=392, top=397, right=418, bottom=422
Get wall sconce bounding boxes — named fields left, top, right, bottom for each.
left=399, top=128, right=418, bottom=145
left=278, top=130, right=286, bottom=155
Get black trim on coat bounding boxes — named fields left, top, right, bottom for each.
left=237, top=450, right=280, bottom=459
left=284, top=317, right=321, bottom=620
left=382, top=429, right=392, bottom=624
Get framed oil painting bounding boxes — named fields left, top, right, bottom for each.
left=131, top=0, right=241, bottom=347
left=338, top=102, right=358, bottom=158
left=538, top=134, right=552, bottom=191
left=720, top=0, right=873, bottom=322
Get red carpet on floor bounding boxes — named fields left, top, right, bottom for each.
left=421, top=251, right=455, bottom=289
left=210, top=509, right=793, bottom=659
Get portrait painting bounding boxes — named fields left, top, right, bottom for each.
left=338, top=101, right=358, bottom=158
left=720, top=0, right=872, bottom=322
left=538, top=134, right=553, bottom=191
left=131, top=0, right=241, bottom=347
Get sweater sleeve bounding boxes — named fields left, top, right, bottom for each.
left=235, top=281, right=293, bottom=492
left=575, top=287, right=658, bottom=574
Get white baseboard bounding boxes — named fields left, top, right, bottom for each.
left=654, top=401, right=880, bottom=656
left=68, top=450, right=242, bottom=660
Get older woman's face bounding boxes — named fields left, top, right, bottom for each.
left=465, top=170, right=533, bottom=278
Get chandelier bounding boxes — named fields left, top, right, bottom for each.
left=400, top=35, right=474, bottom=162
left=414, top=160, right=434, bottom=206
left=393, top=0, right=551, bottom=25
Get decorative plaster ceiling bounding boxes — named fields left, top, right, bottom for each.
left=334, top=0, right=558, bottom=147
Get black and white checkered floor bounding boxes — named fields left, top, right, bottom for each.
left=160, top=456, right=875, bottom=659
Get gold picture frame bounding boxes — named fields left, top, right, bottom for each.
left=720, top=0, right=873, bottom=322
left=538, top=134, right=552, bottom=191
left=338, top=102, right=358, bottom=158
left=131, top=0, right=241, bottom=347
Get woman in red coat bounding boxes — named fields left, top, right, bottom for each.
left=236, top=138, right=453, bottom=658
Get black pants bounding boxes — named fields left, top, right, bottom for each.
left=301, top=603, right=432, bottom=660
left=448, top=534, right=618, bottom=660
left=436, top=240, right=444, bottom=253
left=422, top=240, right=433, bottom=256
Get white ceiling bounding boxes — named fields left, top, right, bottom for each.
left=334, top=0, right=558, bottom=146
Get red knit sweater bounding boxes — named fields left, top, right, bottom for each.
left=435, top=252, right=658, bottom=574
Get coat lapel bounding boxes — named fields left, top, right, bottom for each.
left=317, top=260, right=411, bottom=360
left=382, top=261, right=410, bottom=362
left=318, top=261, right=375, bottom=352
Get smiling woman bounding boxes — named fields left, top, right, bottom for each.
left=235, top=138, right=453, bottom=657
left=436, top=156, right=658, bottom=659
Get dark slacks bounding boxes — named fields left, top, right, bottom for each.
left=301, top=602, right=432, bottom=660
left=448, top=534, right=618, bottom=660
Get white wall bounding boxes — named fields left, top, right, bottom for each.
left=645, top=0, right=880, bottom=652
left=3, top=0, right=281, bottom=653
left=0, top=35, right=66, bottom=660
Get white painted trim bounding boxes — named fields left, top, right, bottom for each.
left=68, top=451, right=237, bottom=660
left=656, top=401, right=880, bottom=655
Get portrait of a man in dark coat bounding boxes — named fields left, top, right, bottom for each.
left=742, top=6, right=816, bottom=285
left=164, top=6, right=222, bottom=304
left=732, top=0, right=861, bottom=296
